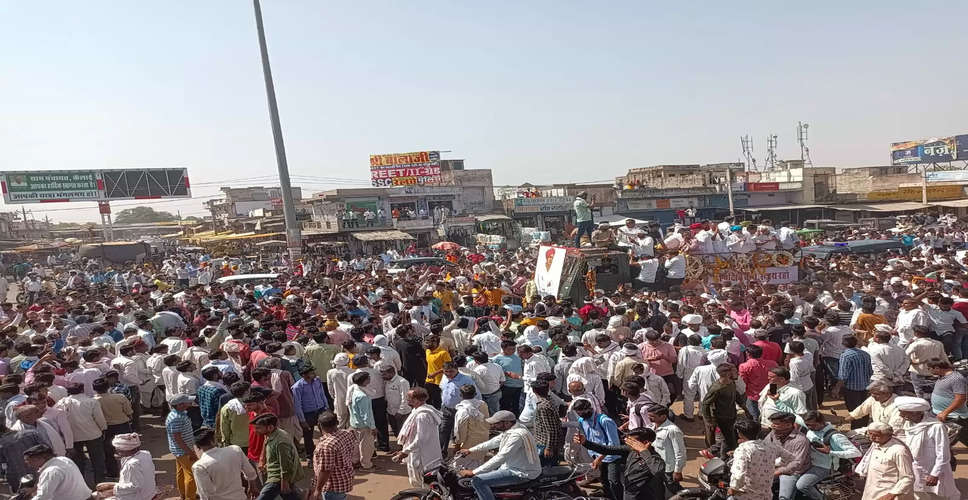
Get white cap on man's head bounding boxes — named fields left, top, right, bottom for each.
left=485, top=410, right=517, bottom=424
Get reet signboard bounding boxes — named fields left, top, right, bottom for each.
left=369, top=151, right=442, bottom=187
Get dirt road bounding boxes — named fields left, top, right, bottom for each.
left=137, top=397, right=968, bottom=499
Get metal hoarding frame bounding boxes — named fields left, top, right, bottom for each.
left=0, top=168, right=191, bottom=204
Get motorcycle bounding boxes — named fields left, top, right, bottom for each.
left=391, top=458, right=590, bottom=500
left=670, top=454, right=861, bottom=500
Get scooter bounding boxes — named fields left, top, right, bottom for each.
left=391, top=458, right=590, bottom=500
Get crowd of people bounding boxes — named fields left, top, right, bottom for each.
left=0, top=207, right=965, bottom=499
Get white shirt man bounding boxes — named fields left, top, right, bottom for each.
left=637, top=257, right=660, bottom=285
left=397, top=400, right=443, bottom=487
left=694, top=229, right=715, bottom=255
left=777, top=225, right=798, bottom=250
left=866, top=336, right=909, bottom=385
left=651, top=415, right=687, bottom=479
left=193, top=444, right=258, bottom=500
left=630, top=234, right=654, bottom=258
left=664, top=254, right=686, bottom=279
left=472, top=360, right=506, bottom=398
left=897, top=397, right=961, bottom=499
left=468, top=416, right=541, bottom=481
left=384, top=371, right=411, bottom=419
left=54, top=391, right=107, bottom=443
left=895, top=307, right=930, bottom=347
left=32, top=455, right=91, bottom=500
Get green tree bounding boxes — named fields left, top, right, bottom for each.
left=113, top=206, right=178, bottom=224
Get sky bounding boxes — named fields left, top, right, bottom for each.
left=3, top=1, right=968, bottom=223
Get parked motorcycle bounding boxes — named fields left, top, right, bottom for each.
left=390, top=458, right=589, bottom=500
left=670, top=454, right=861, bottom=500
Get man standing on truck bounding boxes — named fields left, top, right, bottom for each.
left=573, top=191, right=593, bottom=247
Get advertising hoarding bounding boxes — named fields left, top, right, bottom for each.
left=0, top=168, right=191, bottom=204
left=891, top=135, right=968, bottom=165
left=370, top=151, right=442, bottom=187
left=1, top=170, right=101, bottom=203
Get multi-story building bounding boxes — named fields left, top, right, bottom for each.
left=204, top=186, right=303, bottom=224
left=500, top=183, right=617, bottom=239
left=303, top=173, right=495, bottom=255
left=615, top=163, right=744, bottom=223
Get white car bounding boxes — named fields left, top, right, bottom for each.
left=215, top=273, right=280, bottom=286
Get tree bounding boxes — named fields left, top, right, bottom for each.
left=113, top=206, right=178, bottom=224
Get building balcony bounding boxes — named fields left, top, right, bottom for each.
left=302, top=219, right=393, bottom=234
left=392, top=217, right=436, bottom=230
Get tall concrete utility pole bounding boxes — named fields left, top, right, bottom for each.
left=252, top=0, right=301, bottom=260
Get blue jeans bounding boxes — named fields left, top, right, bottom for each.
left=324, top=493, right=347, bottom=500
left=255, top=481, right=300, bottom=500
left=745, top=398, right=760, bottom=422
left=777, top=473, right=800, bottom=500
left=471, top=469, right=530, bottom=500
left=795, top=465, right=830, bottom=500
left=574, top=220, right=594, bottom=247
left=952, top=329, right=968, bottom=361
left=821, top=357, right=840, bottom=390
left=483, top=391, right=501, bottom=416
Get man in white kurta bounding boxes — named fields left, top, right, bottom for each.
left=856, top=423, right=914, bottom=500
left=326, top=354, right=352, bottom=428
left=896, top=396, right=961, bottom=500
left=393, top=388, right=443, bottom=487
left=94, top=433, right=157, bottom=500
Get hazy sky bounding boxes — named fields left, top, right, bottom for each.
left=3, top=1, right=967, bottom=222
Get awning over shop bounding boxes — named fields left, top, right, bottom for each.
left=930, top=198, right=968, bottom=208
left=828, top=202, right=929, bottom=212
left=352, top=230, right=415, bottom=242
left=740, top=204, right=826, bottom=211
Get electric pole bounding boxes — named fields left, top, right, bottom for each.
left=252, top=0, right=301, bottom=260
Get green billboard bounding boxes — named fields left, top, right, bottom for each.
left=1, top=170, right=101, bottom=203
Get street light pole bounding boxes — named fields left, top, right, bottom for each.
left=252, top=0, right=301, bottom=261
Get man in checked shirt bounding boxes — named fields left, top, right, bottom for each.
left=531, top=381, right=564, bottom=466
left=308, top=411, right=356, bottom=500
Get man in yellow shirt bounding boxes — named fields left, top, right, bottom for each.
left=424, top=335, right=451, bottom=409
left=434, top=282, right=457, bottom=317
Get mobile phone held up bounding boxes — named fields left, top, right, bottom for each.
left=768, top=384, right=778, bottom=396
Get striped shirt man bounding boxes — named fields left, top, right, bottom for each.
left=166, top=408, right=195, bottom=456
left=838, top=347, right=873, bottom=391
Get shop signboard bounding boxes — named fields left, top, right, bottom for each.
left=866, top=184, right=964, bottom=201
left=370, top=151, right=442, bottom=187
left=926, top=171, right=968, bottom=182
left=746, top=182, right=780, bottom=192
left=513, top=196, right=572, bottom=213
left=891, top=134, right=968, bottom=165
left=626, top=198, right=698, bottom=210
